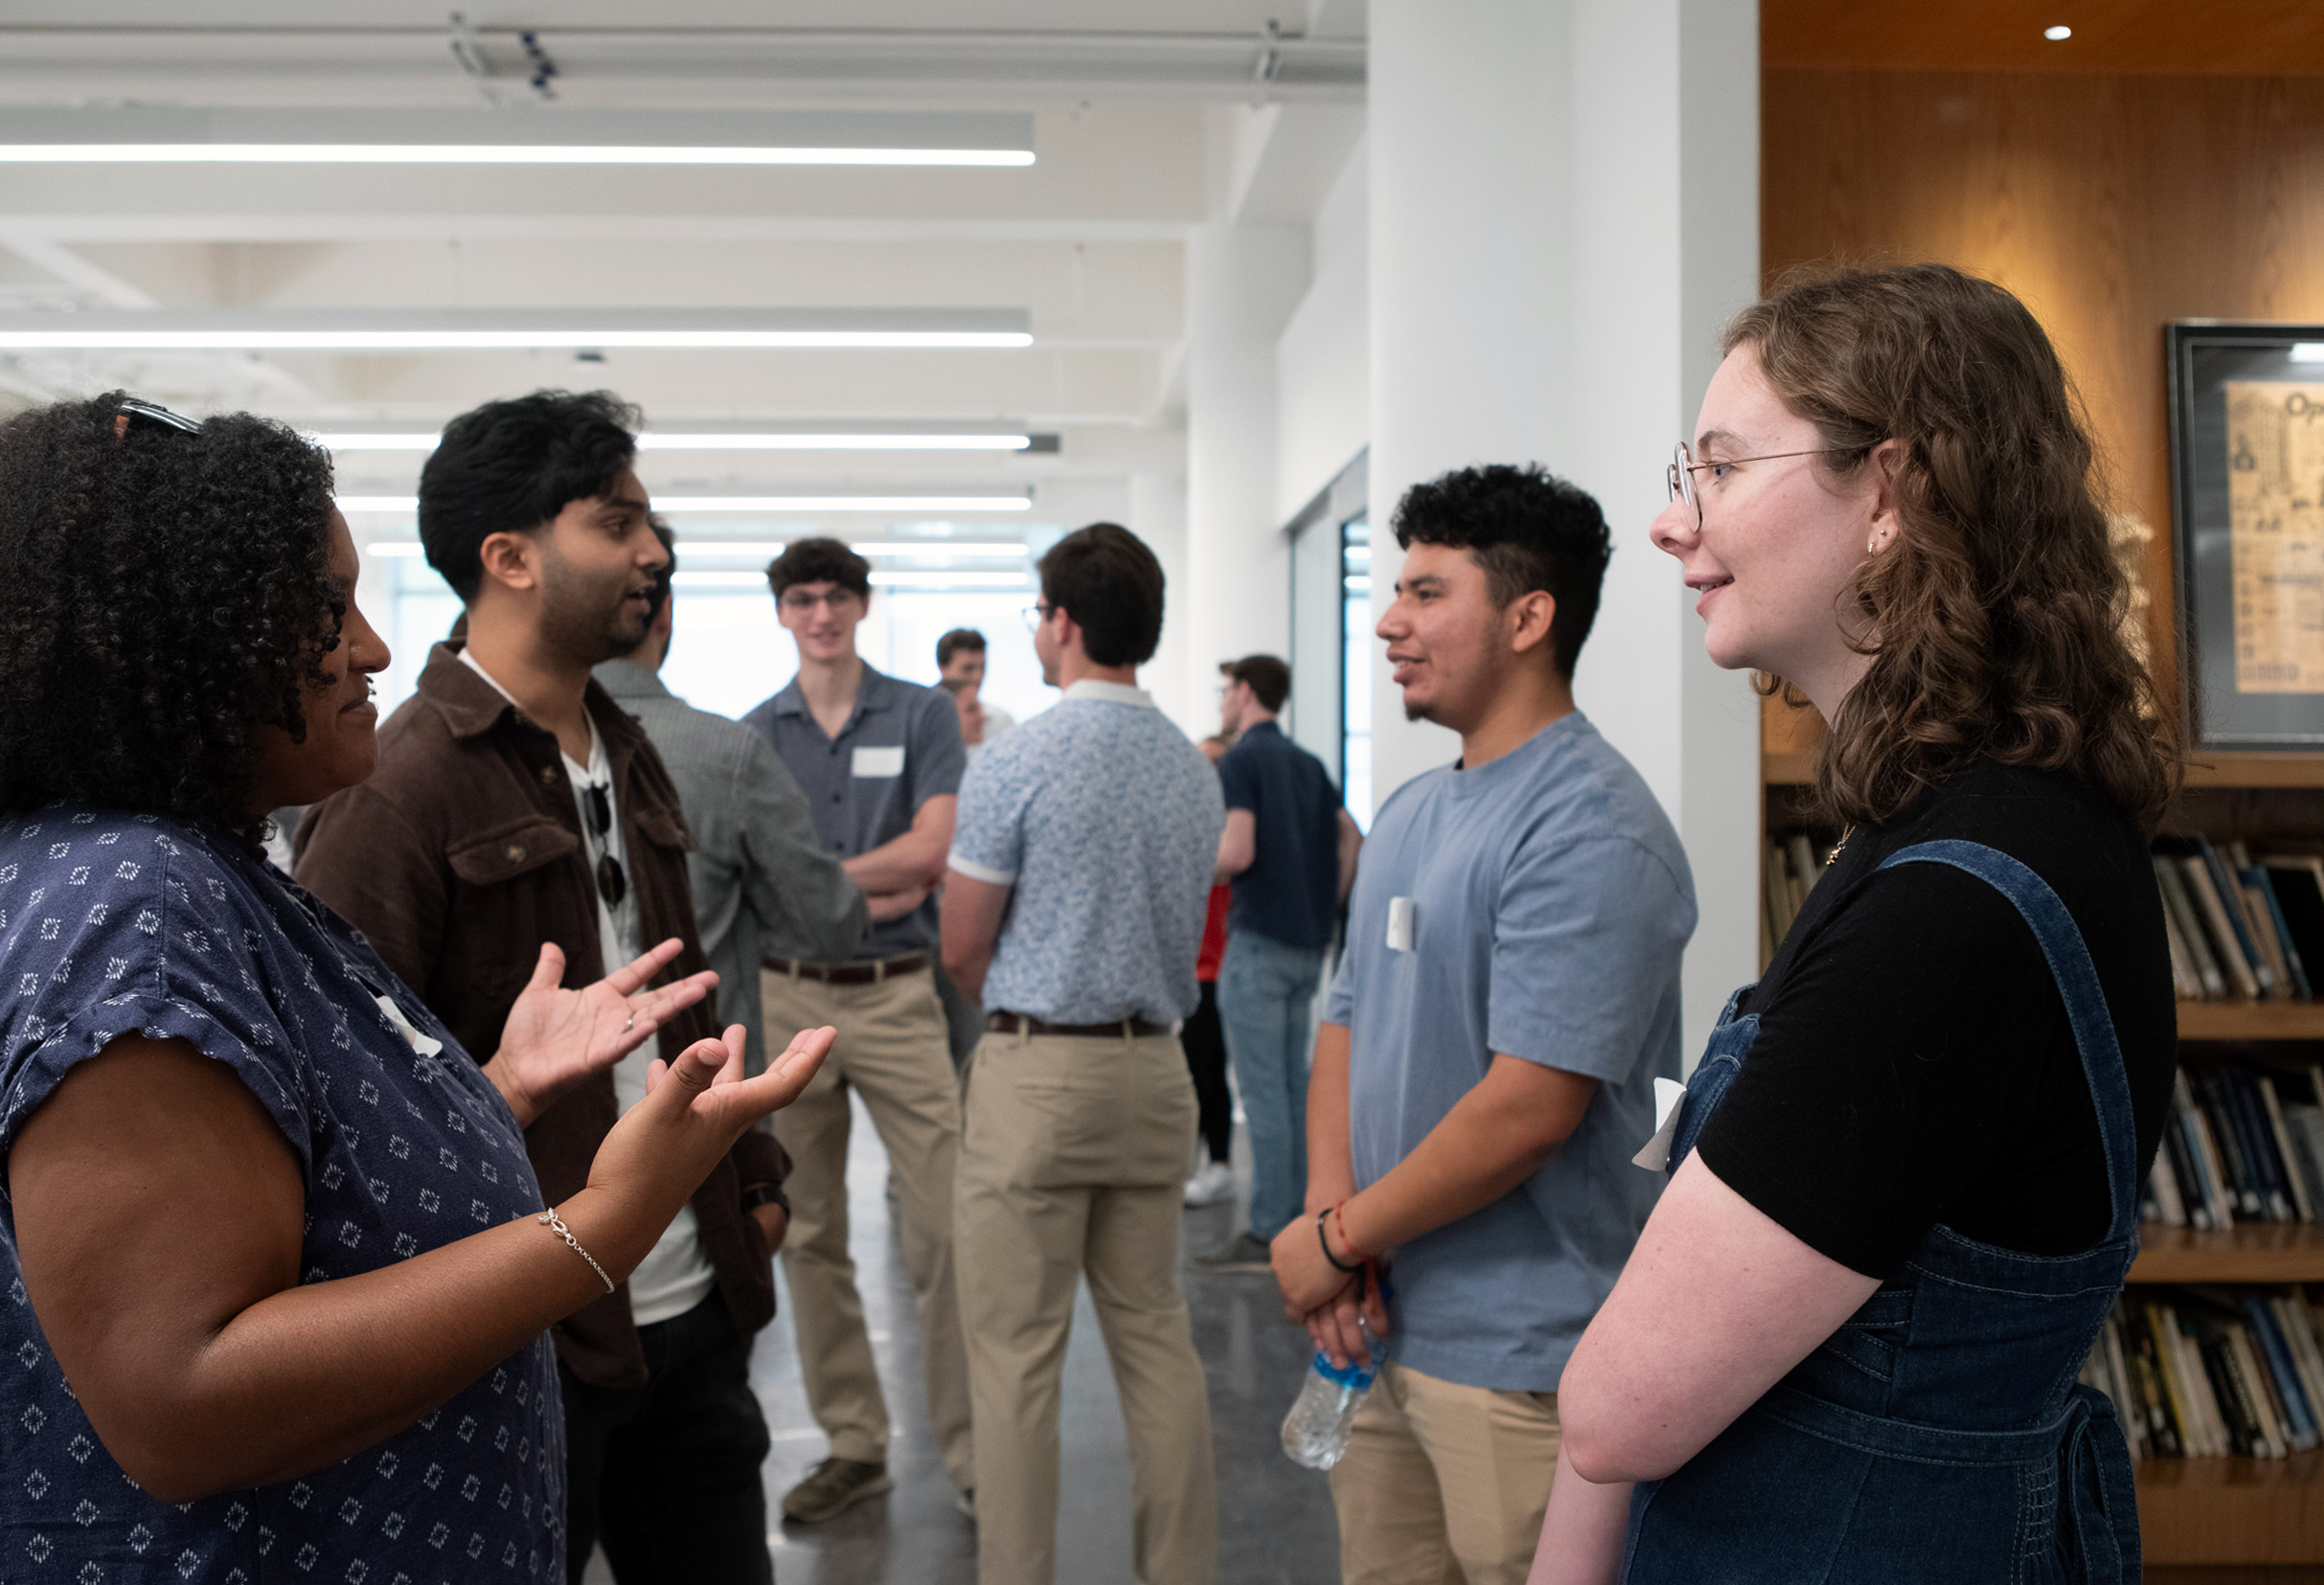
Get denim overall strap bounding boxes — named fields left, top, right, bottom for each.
left=1875, top=840, right=2140, bottom=1245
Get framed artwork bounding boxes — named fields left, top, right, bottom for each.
left=2169, top=322, right=2324, bottom=750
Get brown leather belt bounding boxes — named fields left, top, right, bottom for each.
left=986, top=1010, right=1174, bottom=1039
left=762, top=952, right=929, bottom=985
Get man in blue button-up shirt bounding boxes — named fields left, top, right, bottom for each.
left=944, top=523, right=1224, bottom=1585
left=740, top=538, right=973, bottom=1525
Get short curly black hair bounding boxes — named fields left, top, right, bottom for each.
left=0, top=393, right=342, bottom=829
left=420, top=389, right=641, bottom=602
left=1392, top=464, right=1611, bottom=677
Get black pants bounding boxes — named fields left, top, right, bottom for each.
left=561, top=1292, right=773, bottom=1585
left=1180, top=979, right=1232, bottom=1166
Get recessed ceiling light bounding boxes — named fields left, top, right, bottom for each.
left=2291, top=344, right=2324, bottom=363
left=2043, top=24, right=2072, bottom=40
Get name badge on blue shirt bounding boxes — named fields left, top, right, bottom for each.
left=853, top=745, right=905, bottom=779
left=1386, top=895, right=1414, bottom=952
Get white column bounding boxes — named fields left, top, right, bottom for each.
left=1368, top=0, right=1760, bottom=1058
left=1130, top=467, right=1196, bottom=735
left=1184, top=219, right=1310, bottom=725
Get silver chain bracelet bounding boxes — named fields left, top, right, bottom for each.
left=536, top=1207, right=616, bottom=1295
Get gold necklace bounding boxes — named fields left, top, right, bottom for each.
left=1827, top=825, right=1857, bottom=867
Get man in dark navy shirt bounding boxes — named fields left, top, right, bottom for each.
left=1197, top=655, right=1361, bottom=1270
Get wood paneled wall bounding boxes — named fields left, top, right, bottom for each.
left=1762, top=69, right=2324, bottom=746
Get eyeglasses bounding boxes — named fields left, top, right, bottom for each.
left=777, top=589, right=862, bottom=616
left=1019, top=601, right=1055, bottom=634
left=581, top=781, right=627, bottom=912
left=114, top=397, right=201, bottom=439
left=1665, top=441, right=1852, bottom=530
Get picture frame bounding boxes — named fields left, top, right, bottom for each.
left=2168, top=322, right=2324, bottom=751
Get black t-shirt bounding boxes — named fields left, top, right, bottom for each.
left=1697, top=760, right=2176, bottom=1279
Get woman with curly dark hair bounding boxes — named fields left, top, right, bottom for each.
left=1532, top=266, right=2176, bottom=1583
left=0, top=393, right=832, bottom=1581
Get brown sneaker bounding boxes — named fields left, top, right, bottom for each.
left=781, top=1457, right=893, bottom=1524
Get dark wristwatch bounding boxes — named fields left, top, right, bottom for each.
left=740, top=1184, right=789, bottom=1216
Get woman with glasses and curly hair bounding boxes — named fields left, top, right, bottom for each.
left=0, top=394, right=832, bottom=1581
left=1533, top=265, right=2177, bottom=1583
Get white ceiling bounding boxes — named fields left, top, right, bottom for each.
left=0, top=2, right=1368, bottom=510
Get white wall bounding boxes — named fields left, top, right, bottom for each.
left=1275, top=139, right=1371, bottom=522
left=1182, top=219, right=1310, bottom=723
left=1367, top=0, right=1571, bottom=797
left=1365, top=0, right=1762, bottom=1060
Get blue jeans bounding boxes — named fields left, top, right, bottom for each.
left=1217, top=931, right=1328, bottom=1241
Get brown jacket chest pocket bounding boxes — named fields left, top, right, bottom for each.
left=447, top=817, right=581, bottom=885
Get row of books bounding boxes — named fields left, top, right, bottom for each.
left=2148, top=1061, right=2324, bottom=1227
left=2154, top=833, right=2324, bottom=1002
left=2082, top=1287, right=2324, bottom=1460
left=1760, top=830, right=1836, bottom=952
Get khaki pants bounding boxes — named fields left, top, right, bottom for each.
left=762, top=965, right=973, bottom=1489
left=1328, top=1361, right=1561, bottom=1585
left=956, top=1028, right=1218, bottom=1585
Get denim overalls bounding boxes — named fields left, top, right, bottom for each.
left=1622, top=840, right=2141, bottom=1584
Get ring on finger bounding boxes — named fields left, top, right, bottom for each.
left=624, top=1009, right=636, bottom=1035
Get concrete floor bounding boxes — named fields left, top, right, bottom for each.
left=586, top=1093, right=1339, bottom=1584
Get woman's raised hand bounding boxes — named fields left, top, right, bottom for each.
left=484, top=939, right=718, bottom=1127
left=574, top=1023, right=834, bottom=1268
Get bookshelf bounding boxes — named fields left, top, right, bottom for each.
left=1760, top=696, right=2324, bottom=1570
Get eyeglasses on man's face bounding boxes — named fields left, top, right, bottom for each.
left=777, top=588, right=863, bottom=617
left=1020, top=601, right=1056, bottom=634
left=1664, top=441, right=1852, bottom=531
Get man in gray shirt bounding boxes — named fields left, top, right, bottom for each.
left=740, top=537, right=974, bottom=1524
left=594, top=524, right=873, bottom=1076
left=944, top=523, right=1224, bottom=1585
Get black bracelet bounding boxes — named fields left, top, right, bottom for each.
left=740, top=1184, right=788, bottom=1216
left=1317, top=1209, right=1362, bottom=1273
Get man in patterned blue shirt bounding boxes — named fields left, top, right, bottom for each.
left=943, top=522, right=1225, bottom=1585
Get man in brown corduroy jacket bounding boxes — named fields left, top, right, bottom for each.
left=296, top=390, right=789, bottom=1585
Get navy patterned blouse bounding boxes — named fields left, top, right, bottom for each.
left=0, top=806, right=563, bottom=1583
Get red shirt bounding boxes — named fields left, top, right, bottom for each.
left=1196, top=883, right=1231, bottom=981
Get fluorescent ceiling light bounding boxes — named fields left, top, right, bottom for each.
left=672, top=571, right=770, bottom=588
left=851, top=542, right=1026, bottom=556
left=314, top=430, right=1033, bottom=452
left=0, top=107, right=1034, bottom=167
left=7, top=145, right=1033, bottom=166
left=2043, top=24, right=2072, bottom=39
left=2292, top=344, right=2324, bottom=363
left=667, top=542, right=786, bottom=557
left=644, top=433, right=1032, bottom=451
left=659, top=496, right=1032, bottom=512
left=363, top=540, right=427, bottom=555
left=869, top=571, right=1030, bottom=588
left=342, top=494, right=1031, bottom=514
left=0, top=307, right=1030, bottom=351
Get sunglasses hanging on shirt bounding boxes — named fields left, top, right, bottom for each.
left=581, top=781, right=627, bottom=911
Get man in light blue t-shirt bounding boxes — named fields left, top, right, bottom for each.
left=1268, top=464, right=1696, bottom=1585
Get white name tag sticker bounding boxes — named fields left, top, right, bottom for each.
left=852, top=745, right=905, bottom=779
left=1385, top=895, right=1415, bottom=953
left=1631, top=1076, right=1689, bottom=1172
left=374, top=993, right=444, bottom=1058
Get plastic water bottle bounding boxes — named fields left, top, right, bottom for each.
left=1280, top=1340, right=1378, bottom=1470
